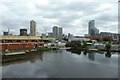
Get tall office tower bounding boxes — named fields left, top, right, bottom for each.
left=88, top=20, right=95, bottom=35
left=53, top=26, right=59, bottom=39
left=20, top=29, right=27, bottom=36
left=59, top=27, right=63, bottom=40
left=88, top=20, right=99, bottom=36
left=30, top=20, right=36, bottom=36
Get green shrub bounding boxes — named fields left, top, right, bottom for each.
left=65, top=42, right=74, bottom=47
left=37, top=47, right=50, bottom=51
left=105, top=42, right=111, bottom=50
left=83, top=41, right=87, bottom=48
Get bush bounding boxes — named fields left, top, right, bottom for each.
left=65, top=42, right=74, bottom=47
left=83, top=41, right=87, bottom=48
left=37, top=47, right=50, bottom=51
left=65, top=42, right=82, bottom=48
left=76, top=42, right=81, bottom=47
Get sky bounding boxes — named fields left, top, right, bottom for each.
left=0, top=0, right=118, bottom=36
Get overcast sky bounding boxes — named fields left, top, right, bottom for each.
left=0, top=0, right=118, bottom=36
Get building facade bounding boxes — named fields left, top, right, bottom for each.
left=20, top=29, right=27, bottom=36
left=59, top=27, right=63, bottom=40
left=100, top=32, right=119, bottom=41
left=0, top=36, right=44, bottom=51
left=41, top=33, right=46, bottom=38
left=53, top=26, right=59, bottom=39
left=3, top=32, right=9, bottom=36
left=88, top=20, right=99, bottom=36
left=48, top=33, right=53, bottom=38
left=53, top=26, right=63, bottom=40
left=30, top=20, right=36, bottom=36
left=68, top=33, right=73, bottom=39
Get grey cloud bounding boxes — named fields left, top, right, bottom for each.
left=37, top=2, right=100, bottom=18
left=98, top=24, right=118, bottom=33
left=1, top=0, right=118, bottom=35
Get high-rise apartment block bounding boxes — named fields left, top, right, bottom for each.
left=30, top=20, right=36, bottom=36
left=53, top=26, right=59, bottom=39
left=88, top=20, right=99, bottom=36
left=53, top=26, right=63, bottom=40
left=59, top=27, right=63, bottom=40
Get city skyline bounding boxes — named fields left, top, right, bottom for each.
left=1, top=0, right=118, bottom=36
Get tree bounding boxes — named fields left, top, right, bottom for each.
left=65, top=42, right=74, bottom=47
left=76, top=42, right=81, bottom=47
left=83, top=41, right=87, bottom=48
left=63, top=38, right=68, bottom=42
left=105, top=42, right=111, bottom=51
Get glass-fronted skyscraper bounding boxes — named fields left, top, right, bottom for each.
left=88, top=20, right=99, bottom=36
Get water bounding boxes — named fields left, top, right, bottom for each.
left=2, top=50, right=119, bottom=78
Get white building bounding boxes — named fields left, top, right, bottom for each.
left=69, top=38, right=90, bottom=42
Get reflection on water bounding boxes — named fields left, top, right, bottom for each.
left=83, top=50, right=87, bottom=55
left=88, top=53, right=95, bottom=61
left=2, top=50, right=118, bottom=78
left=2, top=52, right=43, bottom=66
left=105, top=51, right=112, bottom=58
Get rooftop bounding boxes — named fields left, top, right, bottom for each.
left=0, top=36, right=55, bottom=41
left=0, top=36, right=41, bottom=40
